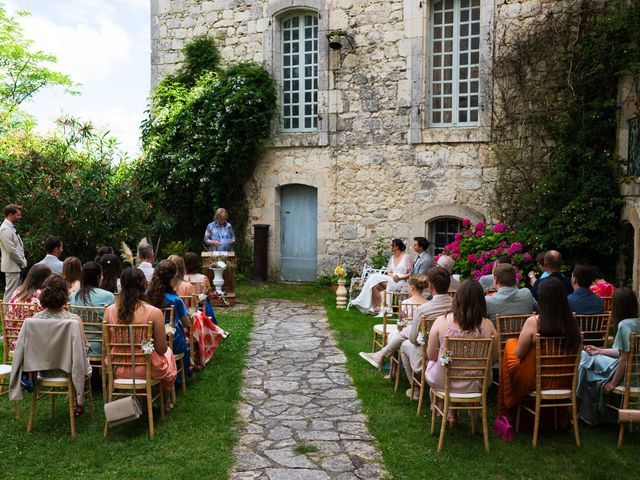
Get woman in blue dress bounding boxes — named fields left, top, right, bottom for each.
left=204, top=207, right=235, bottom=252
left=147, top=260, right=191, bottom=381
left=577, top=287, right=640, bottom=424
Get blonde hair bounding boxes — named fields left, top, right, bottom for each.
left=408, top=274, right=428, bottom=291
left=167, top=254, right=186, bottom=291
left=214, top=208, right=228, bottom=222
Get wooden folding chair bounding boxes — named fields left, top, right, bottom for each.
left=390, top=303, right=419, bottom=391
left=447, top=290, right=457, bottom=299
left=179, top=294, right=198, bottom=379
left=103, top=321, right=164, bottom=439
left=516, top=335, right=581, bottom=447
left=430, top=336, right=494, bottom=453
left=1, top=301, right=39, bottom=363
left=371, top=290, right=408, bottom=355
left=575, top=313, right=610, bottom=348
left=69, top=305, right=108, bottom=398
left=408, top=314, right=437, bottom=416
left=602, top=296, right=612, bottom=313
left=605, top=333, right=640, bottom=447
left=162, top=306, right=187, bottom=402
left=23, top=317, right=94, bottom=438
left=495, top=314, right=531, bottom=385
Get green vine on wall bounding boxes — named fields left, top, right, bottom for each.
left=140, top=37, right=277, bottom=267
left=491, top=0, right=640, bottom=273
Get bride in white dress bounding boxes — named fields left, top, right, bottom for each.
left=352, top=239, right=413, bottom=314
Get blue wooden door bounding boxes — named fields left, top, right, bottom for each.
left=280, top=184, right=317, bottom=281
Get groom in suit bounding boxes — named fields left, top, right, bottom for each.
left=412, top=237, right=433, bottom=276
left=0, top=204, right=28, bottom=301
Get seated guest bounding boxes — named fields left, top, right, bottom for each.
left=99, top=253, right=123, bottom=293
left=35, top=235, right=64, bottom=275
left=400, top=266, right=454, bottom=391
left=412, top=237, right=433, bottom=276
left=436, top=255, right=459, bottom=291
left=137, top=243, right=155, bottom=282
left=146, top=260, right=191, bottom=380
left=590, top=267, right=616, bottom=298
left=30, top=275, right=91, bottom=413
left=184, top=251, right=218, bottom=324
left=358, top=274, right=428, bottom=369
left=6, top=264, right=51, bottom=350
left=479, top=255, right=511, bottom=292
left=94, top=245, right=114, bottom=264
left=351, top=239, right=413, bottom=315
left=426, top=280, right=497, bottom=425
left=70, top=261, right=115, bottom=356
left=485, top=263, right=537, bottom=324
left=168, top=255, right=196, bottom=300
left=497, top=278, right=581, bottom=426
left=530, top=250, right=573, bottom=300
left=62, top=256, right=82, bottom=294
left=527, top=251, right=549, bottom=287
left=567, top=264, right=604, bottom=314
left=105, top=268, right=176, bottom=413
left=577, top=287, right=640, bottom=425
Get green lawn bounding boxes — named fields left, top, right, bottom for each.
left=324, top=296, right=640, bottom=480
left=1, top=283, right=638, bottom=480
left=0, top=282, right=323, bottom=480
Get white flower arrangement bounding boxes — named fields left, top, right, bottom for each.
left=215, top=260, right=226, bottom=269
left=198, top=292, right=207, bottom=302
left=417, top=331, right=426, bottom=346
left=188, top=306, right=198, bottom=319
left=141, top=339, right=155, bottom=355
left=164, top=323, right=176, bottom=336
left=440, top=351, right=452, bottom=368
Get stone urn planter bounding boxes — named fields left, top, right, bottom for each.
left=212, top=267, right=225, bottom=293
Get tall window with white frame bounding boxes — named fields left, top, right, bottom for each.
left=281, top=12, right=318, bottom=131
left=429, top=0, right=480, bottom=127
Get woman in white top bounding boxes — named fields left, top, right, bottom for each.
left=352, top=239, right=413, bottom=315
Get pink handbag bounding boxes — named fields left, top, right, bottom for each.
left=493, top=415, right=514, bottom=441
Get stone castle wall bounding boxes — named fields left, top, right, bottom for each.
left=150, top=0, right=570, bottom=275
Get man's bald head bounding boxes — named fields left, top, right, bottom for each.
left=544, top=250, right=563, bottom=272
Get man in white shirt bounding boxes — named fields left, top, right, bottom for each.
left=137, top=244, right=155, bottom=282
left=35, top=236, right=64, bottom=275
left=0, top=204, right=27, bottom=301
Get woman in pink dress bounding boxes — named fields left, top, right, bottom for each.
left=104, top=268, right=177, bottom=412
left=426, top=279, right=497, bottom=426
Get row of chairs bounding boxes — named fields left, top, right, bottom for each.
left=0, top=293, right=204, bottom=438
left=370, top=291, right=639, bottom=451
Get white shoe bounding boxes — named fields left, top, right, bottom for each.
left=406, top=388, right=419, bottom=401
left=375, top=311, right=384, bottom=318
left=359, top=352, right=381, bottom=369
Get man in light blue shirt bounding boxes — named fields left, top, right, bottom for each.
left=485, top=263, right=537, bottom=324
left=35, top=235, right=64, bottom=276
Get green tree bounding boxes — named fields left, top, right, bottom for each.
left=0, top=5, right=75, bottom=128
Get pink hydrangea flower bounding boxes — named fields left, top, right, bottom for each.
left=476, top=259, right=484, bottom=267
left=481, top=263, right=493, bottom=275
left=480, top=252, right=490, bottom=261
left=452, top=252, right=461, bottom=259
left=490, top=249, right=497, bottom=256
left=516, top=272, right=523, bottom=280
left=433, top=254, right=442, bottom=262
left=471, top=269, right=482, bottom=280
left=523, top=252, right=533, bottom=262
left=467, top=253, right=478, bottom=264
left=475, top=230, right=483, bottom=237
left=454, top=232, right=463, bottom=241
left=493, top=223, right=506, bottom=233
left=507, top=242, right=523, bottom=254
left=475, top=221, right=485, bottom=231
left=462, top=218, right=471, bottom=227
left=499, top=241, right=507, bottom=248
left=464, top=229, right=473, bottom=236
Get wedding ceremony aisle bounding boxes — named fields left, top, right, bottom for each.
left=231, top=300, right=386, bottom=480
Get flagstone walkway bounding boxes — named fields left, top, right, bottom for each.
left=231, top=300, right=386, bottom=480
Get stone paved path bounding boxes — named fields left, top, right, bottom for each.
left=231, top=300, right=387, bottom=480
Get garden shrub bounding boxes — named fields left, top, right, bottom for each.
left=140, top=38, right=277, bottom=273
left=437, top=219, right=534, bottom=286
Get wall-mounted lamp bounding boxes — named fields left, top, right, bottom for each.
left=327, top=30, right=355, bottom=50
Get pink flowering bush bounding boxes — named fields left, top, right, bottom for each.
left=434, top=219, right=534, bottom=286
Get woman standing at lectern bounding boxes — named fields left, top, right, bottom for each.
left=204, top=208, right=235, bottom=252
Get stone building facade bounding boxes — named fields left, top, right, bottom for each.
left=151, top=0, right=637, bottom=282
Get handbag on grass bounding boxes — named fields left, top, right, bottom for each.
left=493, top=415, right=514, bottom=441
left=104, top=324, right=143, bottom=427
